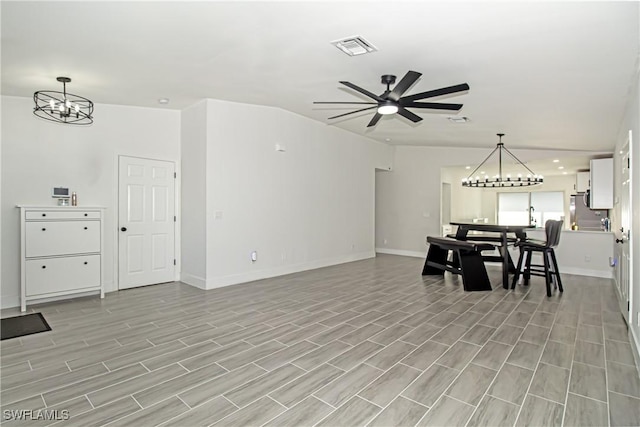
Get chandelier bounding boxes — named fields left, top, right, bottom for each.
left=462, top=134, right=543, bottom=188
left=33, top=77, right=94, bottom=125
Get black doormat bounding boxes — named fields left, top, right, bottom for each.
left=1, top=313, right=51, bottom=340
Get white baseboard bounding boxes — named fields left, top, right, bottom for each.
left=181, top=272, right=207, bottom=290
left=560, top=266, right=613, bottom=279
left=375, top=248, right=425, bottom=258
left=2, top=281, right=115, bottom=310
left=205, top=251, right=375, bottom=289
left=1, top=294, right=19, bottom=310
left=376, top=249, right=612, bottom=279
left=630, top=326, right=640, bottom=379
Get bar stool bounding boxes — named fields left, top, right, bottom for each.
left=511, top=220, right=564, bottom=297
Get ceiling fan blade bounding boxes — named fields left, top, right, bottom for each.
left=327, top=106, right=377, bottom=120
left=402, top=101, right=463, bottom=111
left=397, top=107, right=423, bottom=123
left=340, top=81, right=384, bottom=102
left=401, top=83, right=470, bottom=102
left=367, top=113, right=383, bottom=127
left=388, top=71, right=422, bottom=101
left=314, top=101, right=377, bottom=105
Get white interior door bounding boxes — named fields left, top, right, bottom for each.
left=616, top=133, right=632, bottom=323
left=118, top=156, right=175, bottom=290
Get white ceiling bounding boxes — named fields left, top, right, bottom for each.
left=2, top=1, right=639, bottom=151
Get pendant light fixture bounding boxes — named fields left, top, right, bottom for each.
left=33, top=77, right=94, bottom=125
left=462, top=133, right=543, bottom=188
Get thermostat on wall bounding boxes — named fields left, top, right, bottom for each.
left=52, top=187, right=70, bottom=198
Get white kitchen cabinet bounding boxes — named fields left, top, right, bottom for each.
left=590, top=158, right=614, bottom=209
left=576, top=171, right=590, bottom=193
left=19, top=206, right=105, bottom=312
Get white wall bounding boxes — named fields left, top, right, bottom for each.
left=198, top=99, right=392, bottom=288
left=376, top=145, right=599, bottom=256
left=447, top=173, right=579, bottom=227
left=180, top=100, right=208, bottom=288
left=525, top=229, right=614, bottom=278
left=614, top=60, right=640, bottom=364
left=1, top=96, right=180, bottom=308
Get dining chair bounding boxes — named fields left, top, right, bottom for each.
left=511, top=219, right=564, bottom=297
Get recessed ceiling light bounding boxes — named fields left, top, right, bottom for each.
left=385, top=138, right=391, bottom=142
left=158, top=98, right=170, bottom=105
left=562, top=172, right=568, bottom=175
left=331, top=36, right=377, bottom=56
left=447, top=117, right=469, bottom=123
left=465, top=166, right=471, bottom=170
left=480, top=171, right=486, bottom=174
left=558, top=166, right=564, bottom=170
left=553, top=159, right=559, bottom=163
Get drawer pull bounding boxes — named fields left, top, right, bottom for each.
left=84, top=262, right=88, bottom=265
left=84, top=213, right=88, bottom=217
left=84, top=227, right=88, bottom=230
left=42, top=213, right=46, bottom=217
left=42, top=228, right=46, bottom=231
left=42, top=265, right=46, bottom=269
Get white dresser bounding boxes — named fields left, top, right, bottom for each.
left=19, top=206, right=105, bottom=311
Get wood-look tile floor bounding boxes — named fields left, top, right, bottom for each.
left=2, top=254, right=640, bottom=426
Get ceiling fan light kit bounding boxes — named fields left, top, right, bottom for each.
left=314, top=70, right=469, bottom=127
left=462, top=134, right=544, bottom=188
left=33, top=77, right=94, bottom=125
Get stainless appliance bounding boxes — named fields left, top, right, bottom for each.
left=570, top=192, right=608, bottom=231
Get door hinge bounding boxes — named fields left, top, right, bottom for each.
left=628, top=157, right=630, bottom=169
left=174, top=172, right=177, bottom=178
left=174, top=215, right=176, bottom=222
left=628, top=301, right=630, bottom=311
left=174, top=259, right=176, bottom=265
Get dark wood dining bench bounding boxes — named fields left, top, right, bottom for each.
left=422, top=236, right=495, bottom=291
left=446, top=231, right=522, bottom=272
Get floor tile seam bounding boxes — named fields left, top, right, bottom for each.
left=463, top=319, right=532, bottom=425
left=252, top=339, right=322, bottom=371
left=252, top=398, right=295, bottom=427
left=527, top=390, right=567, bottom=406
left=511, top=316, right=554, bottom=426
left=398, top=394, right=432, bottom=410
left=602, top=334, right=612, bottom=427
left=223, top=366, right=326, bottom=412
left=608, top=389, right=640, bottom=401
left=605, top=358, right=640, bottom=371
left=4, top=361, right=116, bottom=407
left=81, top=362, right=189, bottom=408
left=132, top=361, right=229, bottom=409
left=389, top=358, right=468, bottom=412
left=0, top=361, right=75, bottom=391
left=561, top=324, right=584, bottom=427
left=353, top=393, right=384, bottom=409
left=309, top=394, right=380, bottom=427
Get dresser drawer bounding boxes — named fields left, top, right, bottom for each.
left=26, top=221, right=100, bottom=257
left=25, top=211, right=101, bottom=220
left=25, top=255, right=100, bottom=296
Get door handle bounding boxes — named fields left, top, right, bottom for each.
left=120, top=227, right=127, bottom=232
left=616, top=238, right=625, bottom=244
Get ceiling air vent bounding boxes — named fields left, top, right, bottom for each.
left=331, top=36, right=377, bottom=56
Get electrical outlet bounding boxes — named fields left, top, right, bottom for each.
left=383, top=239, right=388, bottom=245
left=251, top=251, right=257, bottom=262
left=584, top=255, right=591, bottom=263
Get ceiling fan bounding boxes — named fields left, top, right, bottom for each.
left=314, top=71, right=469, bottom=127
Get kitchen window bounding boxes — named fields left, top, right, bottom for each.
left=498, top=191, right=564, bottom=227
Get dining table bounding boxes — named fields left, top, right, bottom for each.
left=450, top=222, right=534, bottom=289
